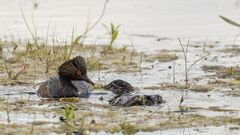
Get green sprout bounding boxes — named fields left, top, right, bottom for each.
left=103, top=23, right=121, bottom=49
left=64, top=104, right=76, bottom=128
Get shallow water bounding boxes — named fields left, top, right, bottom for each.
left=136, top=125, right=240, bottom=135
left=0, top=0, right=240, bottom=50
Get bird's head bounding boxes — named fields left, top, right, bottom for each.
left=58, top=56, right=94, bottom=85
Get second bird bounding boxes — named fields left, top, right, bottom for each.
left=103, top=79, right=135, bottom=96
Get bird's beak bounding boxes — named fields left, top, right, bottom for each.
left=82, top=75, right=95, bottom=86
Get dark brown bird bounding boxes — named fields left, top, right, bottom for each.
left=109, top=94, right=163, bottom=106
left=37, top=56, right=94, bottom=98
left=103, top=79, right=134, bottom=96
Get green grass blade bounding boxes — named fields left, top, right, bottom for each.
left=219, top=15, right=240, bottom=28
left=72, top=35, right=82, bottom=46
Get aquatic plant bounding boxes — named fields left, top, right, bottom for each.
left=178, top=38, right=208, bottom=88
left=219, top=15, right=240, bottom=46
left=120, top=118, right=138, bottom=135
left=63, top=104, right=75, bottom=128
left=103, top=23, right=121, bottom=49
left=219, top=15, right=240, bottom=28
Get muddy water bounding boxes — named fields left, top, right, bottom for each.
left=1, top=0, right=240, bottom=134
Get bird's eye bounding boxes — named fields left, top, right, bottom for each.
left=76, top=70, right=81, bottom=76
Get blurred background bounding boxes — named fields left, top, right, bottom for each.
left=0, top=0, right=240, bottom=50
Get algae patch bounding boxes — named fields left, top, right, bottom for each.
left=143, top=83, right=212, bottom=92
left=145, top=49, right=178, bottom=63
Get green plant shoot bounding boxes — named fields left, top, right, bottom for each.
left=103, top=23, right=121, bottom=49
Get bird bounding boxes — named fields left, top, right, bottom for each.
left=103, top=79, right=135, bottom=96
left=109, top=94, right=163, bottom=106
left=103, top=80, right=165, bottom=106
left=37, top=56, right=94, bottom=98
